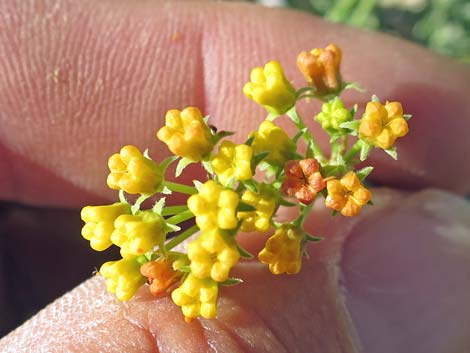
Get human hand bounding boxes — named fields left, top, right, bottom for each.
left=0, top=1, right=469, bottom=352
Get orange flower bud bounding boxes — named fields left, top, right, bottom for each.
left=140, top=258, right=181, bottom=296
left=359, top=101, right=409, bottom=150
left=297, top=44, right=342, bottom=95
left=325, top=172, right=371, bottom=217
left=281, top=159, right=325, bottom=204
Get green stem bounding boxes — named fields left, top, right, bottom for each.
left=296, top=86, right=316, bottom=97
left=166, top=209, right=194, bottom=225
left=165, top=225, right=199, bottom=251
left=162, top=205, right=189, bottom=216
left=287, top=109, right=326, bottom=163
left=330, top=140, right=339, bottom=163
left=158, top=241, right=167, bottom=257
left=297, top=94, right=316, bottom=100
left=340, top=135, right=348, bottom=155
left=294, top=202, right=315, bottom=227
left=344, top=140, right=362, bottom=164
left=164, top=181, right=197, bottom=195
left=119, top=190, right=128, bottom=204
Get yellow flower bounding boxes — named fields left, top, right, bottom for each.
left=325, top=171, right=372, bottom=217
left=258, top=225, right=303, bottom=275
left=187, top=180, right=239, bottom=231
left=107, top=145, right=163, bottom=195
left=156, top=107, right=214, bottom=162
left=111, top=211, right=165, bottom=257
left=297, top=44, right=342, bottom=95
left=187, top=229, right=240, bottom=282
left=100, top=256, right=146, bottom=301
left=250, top=120, right=295, bottom=167
left=243, top=61, right=296, bottom=115
left=81, top=203, right=131, bottom=251
left=171, top=274, right=218, bottom=322
left=359, top=101, right=409, bottom=150
left=211, top=141, right=253, bottom=186
left=237, top=185, right=277, bottom=232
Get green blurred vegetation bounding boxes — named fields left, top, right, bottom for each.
left=281, top=0, right=469, bottom=61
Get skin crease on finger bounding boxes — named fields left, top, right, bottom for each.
left=0, top=0, right=469, bottom=208
left=0, top=189, right=469, bottom=353
left=0, top=0, right=469, bottom=352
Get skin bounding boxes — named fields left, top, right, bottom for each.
left=0, top=0, right=469, bottom=352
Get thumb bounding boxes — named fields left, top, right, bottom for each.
left=1, top=189, right=469, bottom=352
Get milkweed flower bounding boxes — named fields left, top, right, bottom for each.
left=258, top=225, right=303, bottom=275
left=243, top=61, right=296, bottom=115
left=237, top=185, right=277, bottom=232
left=107, top=145, right=163, bottom=195
left=140, top=257, right=182, bottom=296
left=187, top=180, right=239, bottom=231
left=81, top=202, right=131, bottom=251
left=325, top=171, right=371, bottom=217
left=314, top=97, right=352, bottom=135
left=171, top=274, right=219, bottom=322
left=281, top=158, right=326, bottom=205
left=250, top=120, right=295, bottom=167
left=187, top=229, right=240, bottom=282
left=297, top=44, right=342, bottom=95
left=359, top=101, right=409, bottom=149
left=100, top=256, right=146, bottom=301
left=111, top=211, right=165, bottom=257
left=211, top=141, right=253, bottom=186
left=157, top=107, right=214, bottom=162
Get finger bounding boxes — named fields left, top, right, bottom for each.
left=0, top=0, right=468, bottom=207
left=1, top=189, right=469, bottom=352
left=341, top=189, right=470, bottom=353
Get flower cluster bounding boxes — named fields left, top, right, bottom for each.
left=81, top=44, right=410, bottom=323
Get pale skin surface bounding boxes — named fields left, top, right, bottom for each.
left=0, top=0, right=469, bottom=352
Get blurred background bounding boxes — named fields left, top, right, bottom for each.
left=1, top=0, right=468, bottom=340
left=259, top=0, right=469, bottom=61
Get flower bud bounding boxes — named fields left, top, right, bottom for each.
left=281, top=159, right=325, bottom=205
left=81, top=202, right=131, bottom=251
left=111, top=211, right=165, bottom=257
left=211, top=141, right=253, bottom=186
left=297, top=44, right=342, bottom=95
left=243, top=61, right=296, bottom=115
left=187, top=229, right=240, bottom=282
left=187, top=180, right=239, bottom=231
left=315, top=97, right=352, bottom=135
left=157, top=107, right=213, bottom=162
left=107, top=145, right=163, bottom=194
left=250, top=120, right=295, bottom=167
left=325, top=171, right=371, bottom=217
left=238, top=184, right=277, bottom=232
left=171, top=274, right=218, bottom=322
left=258, top=225, right=303, bottom=275
left=100, top=256, right=146, bottom=301
left=140, top=257, right=181, bottom=296
left=359, top=101, right=409, bottom=149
